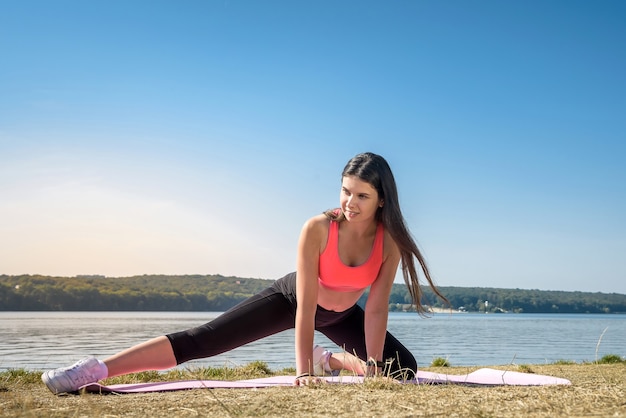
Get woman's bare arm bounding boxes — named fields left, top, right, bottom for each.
left=364, top=233, right=401, bottom=374
left=294, top=215, right=326, bottom=377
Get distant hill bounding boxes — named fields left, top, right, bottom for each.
left=1, top=274, right=625, bottom=313
left=417, top=286, right=626, bottom=314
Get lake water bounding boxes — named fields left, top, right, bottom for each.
left=1, top=312, right=624, bottom=372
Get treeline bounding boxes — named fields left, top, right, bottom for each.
left=1, top=274, right=625, bottom=313
left=397, top=286, right=626, bottom=314
left=0, top=274, right=273, bottom=311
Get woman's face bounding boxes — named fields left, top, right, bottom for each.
left=340, top=175, right=382, bottom=223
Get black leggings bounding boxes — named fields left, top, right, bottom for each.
left=166, top=272, right=417, bottom=378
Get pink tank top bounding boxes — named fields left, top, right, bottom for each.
left=318, top=220, right=384, bottom=292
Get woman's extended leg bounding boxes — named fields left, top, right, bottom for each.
left=107, top=285, right=297, bottom=376
left=104, top=335, right=176, bottom=377
left=165, top=284, right=296, bottom=364
left=43, top=282, right=297, bottom=393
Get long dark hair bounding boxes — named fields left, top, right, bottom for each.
left=324, top=152, right=448, bottom=313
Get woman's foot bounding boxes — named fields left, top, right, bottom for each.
left=313, top=345, right=338, bottom=376
left=41, top=357, right=108, bottom=394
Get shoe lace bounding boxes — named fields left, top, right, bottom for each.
left=65, top=360, right=98, bottom=383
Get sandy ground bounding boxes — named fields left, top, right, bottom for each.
left=1, top=364, right=624, bottom=417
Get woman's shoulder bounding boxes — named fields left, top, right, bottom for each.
left=299, top=214, right=331, bottom=251
left=382, top=227, right=400, bottom=257
left=302, top=213, right=331, bottom=233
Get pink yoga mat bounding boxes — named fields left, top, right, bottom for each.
left=82, top=368, right=571, bottom=393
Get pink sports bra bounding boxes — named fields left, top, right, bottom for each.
left=318, top=220, right=384, bottom=292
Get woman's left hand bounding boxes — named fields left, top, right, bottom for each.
left=294, top=374, right=324, bottom=386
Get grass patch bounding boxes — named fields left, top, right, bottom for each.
left=362, top=376, right=402, bottom=390
left=552, top=359, right=577, bottom=365
left=516, top=364, right=534, bottom=373
left=430, top=357, right=450, bottom=367
left=596, top=354, right=625, bottom=364
left=0, top=368, right=42, bottom=385
left=103, top=360, right=280, bottom=385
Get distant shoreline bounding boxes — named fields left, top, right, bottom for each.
left=427, top=307, right=466, bottom=314
left=2, top=274, right=625, bottom=314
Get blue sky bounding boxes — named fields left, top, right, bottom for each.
left=1, top=1, right=624, bottom=294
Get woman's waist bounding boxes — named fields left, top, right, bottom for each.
left=316, top=285, right=364, bottom=312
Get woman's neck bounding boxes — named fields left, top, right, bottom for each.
left=340, top=218, right=377, bottom=238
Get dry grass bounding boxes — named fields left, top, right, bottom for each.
left=1, top=363, right=624, bottom=417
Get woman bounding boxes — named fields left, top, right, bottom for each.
left=42, top=152, right=448, bottom=393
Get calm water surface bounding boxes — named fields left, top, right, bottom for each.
left=1, top=312, right=624, bottom=371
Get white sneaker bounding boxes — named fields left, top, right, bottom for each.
left=313, top=345, right=337, bottom=376
left=41, top=357, right=108, bottom=394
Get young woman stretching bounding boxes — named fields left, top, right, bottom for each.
left=42, top=152, right=448, bottom=393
